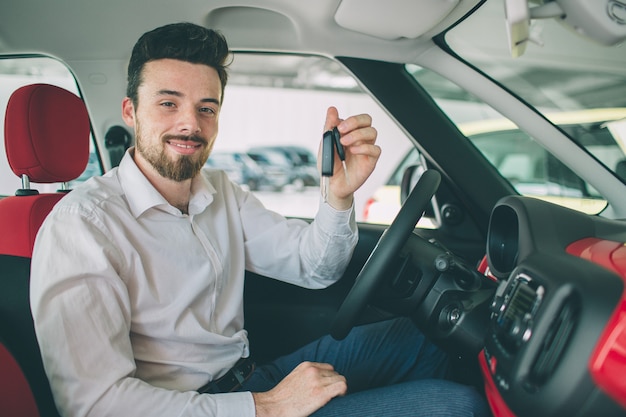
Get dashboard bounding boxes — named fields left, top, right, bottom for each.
left=481, top=195, right=626, bottom=416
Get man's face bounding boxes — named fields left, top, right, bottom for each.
left=122, top=58, right=222, bottom=181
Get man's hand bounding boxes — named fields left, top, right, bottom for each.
left=321, top=106, right=381, bottom=211
left=252, top=361, right=347, bottom=417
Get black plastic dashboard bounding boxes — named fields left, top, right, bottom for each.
left=481, top=195, right=626, bottom=417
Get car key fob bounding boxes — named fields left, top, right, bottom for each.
left=332, top=127, right=345, bottom=162
left=321, top=128, right=335, bottom=176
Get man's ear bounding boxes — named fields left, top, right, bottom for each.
left=121, top=97, right=136, bottom=128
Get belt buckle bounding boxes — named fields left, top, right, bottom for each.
left=231, top=365, right=247, bottom=385
left=198, top=357, right=255, bottom=394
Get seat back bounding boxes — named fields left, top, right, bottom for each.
left=0, top=340, right=39, bottom=417
left=0, top=83, right=90, bottom=417
left=105, top=124, right=131, bottom=168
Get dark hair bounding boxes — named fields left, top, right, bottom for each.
left=126, top=22, right=230, bottom=106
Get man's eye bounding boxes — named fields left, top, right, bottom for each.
left=200, top=107, right=216, bottom=114
left=161, top=102, right=175, bottom=107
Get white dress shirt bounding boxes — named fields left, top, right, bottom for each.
left=30, top=150, right=357, bottom=417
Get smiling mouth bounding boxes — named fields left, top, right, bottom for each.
left=164, top=136, right=207, bottom=157
left=170, top=141, right=202, bottom=149
left=164, top=134, right=207, bottom=153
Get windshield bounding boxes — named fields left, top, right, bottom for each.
left=432, top=1, right=626, bottom=214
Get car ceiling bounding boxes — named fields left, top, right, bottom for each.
left=0, top=0, right=482, bottom=63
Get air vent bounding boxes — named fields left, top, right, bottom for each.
left=527, top=296, right=580, bottom=389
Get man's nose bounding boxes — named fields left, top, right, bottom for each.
left=177, top=107, right=201, bottom=134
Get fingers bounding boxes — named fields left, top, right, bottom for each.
left=326, top=107, right=375, bottom=136
left=336, top=113, right=372, bottom=137
left=253, top=361, right=347, bottom=417
left=334, top=112, right=378, bottom=156
left=297, top=362, right=346, bottom=388
left=321, top=107, right=381, bottom=210
left=324, top=107, right=376, bottom=150
left=324, top=106, right=341, bottom=132
left=340, top=126, right=379, bottom=157
left=290, top=362, right=347, bottom=400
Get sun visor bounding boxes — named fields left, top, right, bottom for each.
left=334, top=0, right=460, bottom=40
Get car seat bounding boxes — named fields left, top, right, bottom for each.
left=105, top=124, right=132, bottom=168
left=0, top=83, right=90, bottom=417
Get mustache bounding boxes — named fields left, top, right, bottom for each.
left=163, top=134, right=208, bottom=145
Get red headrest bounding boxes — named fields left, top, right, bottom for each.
left=4, top=83, right=90, bottom=183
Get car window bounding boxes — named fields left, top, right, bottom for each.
left=0, top=54, right=427, bottom=226
left=441, top=2, right=626, bottom=215
left=368, top=63, right=622, bottom=222
left=215, top=53, right=423, bottom=224
left=0, top=56, right=102, bottom=197
left=405, top=64, right=619, bottom=215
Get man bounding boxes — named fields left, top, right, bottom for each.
left=31, top=23, right=489, bottom=417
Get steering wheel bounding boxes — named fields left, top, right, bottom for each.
left=330, top=169, right=441, bottom=340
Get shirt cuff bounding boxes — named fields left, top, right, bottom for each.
left=203, top=391, right=256, bottom=417
left=316, top=198, right=356, bottom=237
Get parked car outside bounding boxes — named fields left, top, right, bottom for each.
left=248, top=145, right=320, bottom=188
left=246, top=147, right=304, bottom=191
left=205, top=151, right=267, bottom=191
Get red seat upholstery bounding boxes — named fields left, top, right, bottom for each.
left=0, top=83, right=91, bottom=417
left=0, top=341, right=39, bottom=417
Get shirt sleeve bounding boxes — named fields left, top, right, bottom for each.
left=240, top=189, right=359, bottom=289
left=30, top=207, right=256, bottom=417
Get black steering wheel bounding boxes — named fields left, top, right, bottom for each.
left=330, top=169, right=441, bottom=340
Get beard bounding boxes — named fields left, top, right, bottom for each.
left=135, top=126, right=211, bottom=182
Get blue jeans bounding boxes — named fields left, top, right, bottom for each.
left=242, top=317, right=491, bottom=416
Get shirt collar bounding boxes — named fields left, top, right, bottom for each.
left=189, top=172, right=215, bottom=216
left=118, top=148, right=216, bottom=218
